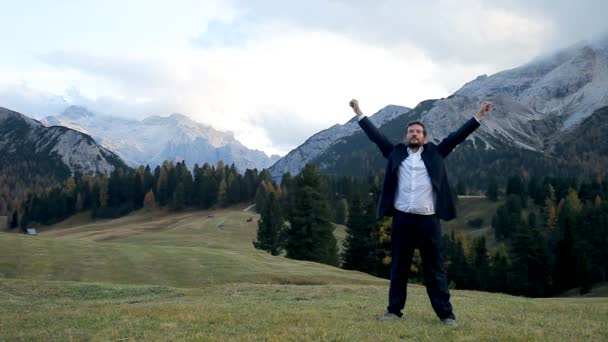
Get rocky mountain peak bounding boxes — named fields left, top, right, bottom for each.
left=61, top=105, right=95, bottom=120
left=42, top=108, right=279, bottom=171
left=1, top=107, right=126, bottom=176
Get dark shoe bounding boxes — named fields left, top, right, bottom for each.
left=440, top=318, right=457, bottom=326
left=378, top=310, right=401, bottom=321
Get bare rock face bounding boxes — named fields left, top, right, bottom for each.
left=268, top=105, right=410, bottom=181
left=422, top=40, right=608, bottom=151
left=0, top=107, right=126, bottom=175
left=269, top=38, right=608, bottom=179
left=41, top=107, right=280, bottom=172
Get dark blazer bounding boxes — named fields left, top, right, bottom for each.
left=358, top=116, right=480, bottom=221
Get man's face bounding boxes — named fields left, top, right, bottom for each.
left=406, top=124, right=426, bottom=148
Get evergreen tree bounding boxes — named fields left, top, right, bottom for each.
left=506, top=175, right=527, bottom=207
left=488, top=243, right=511, bottom=293
left=487, top=177, right=498, bottom=201
left=511, top=218, right=551, bottom=297
left=456, top=180, right=466, bottom=195
left=553, top=188, right=583, bottom=293
left=445, top=231, right=470, bottom=289
left=472, top=236, right=489, bottom=291
left=172, top=182, right=186, bottom=210
left=341, top=196, right=373, bottom=272
left=285, top=163, right=338, bottom=266
left=156, top=167, right=169, bottom=206
left=253, top=192, right=286, bottom=255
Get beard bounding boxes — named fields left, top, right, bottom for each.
left=407, top=138, right=422, bottom=148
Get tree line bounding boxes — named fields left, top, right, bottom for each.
left=7, top=161, right=268, bottom=229
left=8, top=157, right=607, bottom=297
left=254, top=165, right=608, bottom=297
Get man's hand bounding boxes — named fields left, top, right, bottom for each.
left=349, top=99, right=364, bottom=116
left=475, top=101, right=492, bottom=120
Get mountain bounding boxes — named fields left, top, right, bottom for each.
left=268, top=104, right=410, bottom=181
left=0, top=107, right=126, bottom=176
left=0, top=107, right=128, bottom=215
left=275, top=38, right=608, bottom=187
left=42, top=107, right=281, bottom=172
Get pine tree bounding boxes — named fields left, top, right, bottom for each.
left=553, top=188, right=583, bottom=293
left=253, top=192, right=286, bottom=255
left=156, top=167, right=169, bottom=206
left=445, top=232, right=470, bottom=289
left=472, top=236, right=489, bottom=291
left=487, top=177, right=498, bottom=201
left=285, top=163, right=338, bottom=266
left=488, top=243, right=511, bottom=293
left=511, top=218, right=551, bottom=297
left=341, top=196, right=373, bottom=272
left=506, top=175, right=527, bottom=207
left=172, top=182, right=186, bottom=210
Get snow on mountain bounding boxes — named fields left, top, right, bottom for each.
left=269, top=37, right=608, bottom=180
left=0, top=107, right=126, bottom=175
left=41, top=107, right=280, bottom=172
left=269, top=104, right=410, bottom=181
left=421, top=39, right=608, bottom=151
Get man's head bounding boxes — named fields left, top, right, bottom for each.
left=405, top=121, right=427, bottom=148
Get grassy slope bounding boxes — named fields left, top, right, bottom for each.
left=442, top=196, right=504, bottom=250
left=1, top=207, right=352, bottom=289
left=1, top=278, right=606, bottom=341
left=1, top=204, right=607, bottom=341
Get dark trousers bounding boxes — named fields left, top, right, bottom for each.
left=387, top=211, right=455, bottom=320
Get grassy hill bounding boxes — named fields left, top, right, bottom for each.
left=443, top=196, right=504, bottom=250
left=1, top=278, right=606, bottom=341
left=1, top=206, right=607, bottom=341
left=0, top=209, right=371, bottom=287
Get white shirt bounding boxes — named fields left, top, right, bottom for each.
left=394, top=146, right=436, bottom=215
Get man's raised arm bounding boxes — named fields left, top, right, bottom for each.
left=437, top=101, right=492, bottom=157
left=349, top=99, right=394, bottom=158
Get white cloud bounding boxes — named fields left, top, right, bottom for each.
left=1, top=0, right=606, bottom=156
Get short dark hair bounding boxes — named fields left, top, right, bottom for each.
left=406, top=121, right=427, bottom=137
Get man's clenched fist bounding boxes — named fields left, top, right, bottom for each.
left=350, top=99, right=363, bottom=116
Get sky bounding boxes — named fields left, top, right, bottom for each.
left=1, top=0, right=607, bottom=156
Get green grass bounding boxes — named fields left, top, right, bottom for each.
left=41, top=208, right=347, bottom=252
left=1, top=205, right=607, bottom=341
left=1, top=278, right=607, bottom=341
left=0, top=232, right=382, bottom=287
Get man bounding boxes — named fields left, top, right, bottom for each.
left=349, top=99, right=492, bottom=326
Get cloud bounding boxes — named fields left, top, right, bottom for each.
left=227, top=0, right=608, bottom=67
left=0, top=83, right=68, bottom=118
left=3, top=0, right=607, bottom=156
left=225, top=0, right=552, bottom=66
left=191, top=19, right=249, bottom=48
left=21, top=29, right=459, bottom=155
left=246, top=109, right=329, bottom=153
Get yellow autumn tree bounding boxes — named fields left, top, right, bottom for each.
left=143, top=190, right=156, bottom=211
left=545, top=184, right=557, bottom=231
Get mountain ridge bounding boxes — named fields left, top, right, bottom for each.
left=42, top=106, right=280, bottom=172
left=274, top=39, right=608, bottom=184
